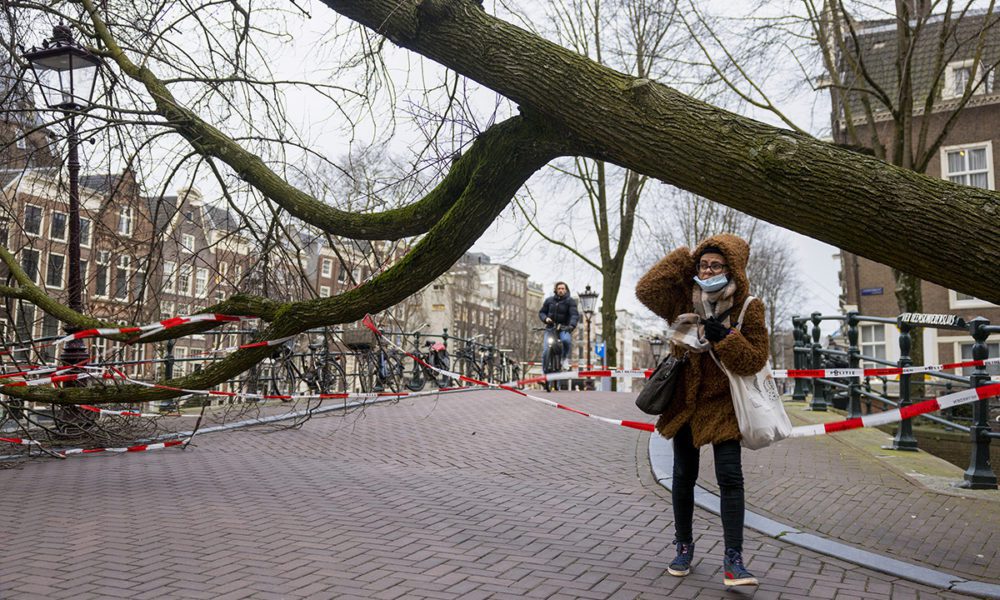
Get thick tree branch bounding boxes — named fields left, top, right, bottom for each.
left=323, top=0, right=1000, bottom=303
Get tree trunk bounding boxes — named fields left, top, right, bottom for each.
left=323, top=0, right=1000, bottom=303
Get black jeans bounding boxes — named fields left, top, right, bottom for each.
left=671, top=423, right=745, bottom=552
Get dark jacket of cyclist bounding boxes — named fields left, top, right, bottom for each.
left=538, top=282, right=578, bottom=373
left=538, top=285, right=580, bottom=329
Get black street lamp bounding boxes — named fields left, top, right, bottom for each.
left=23, top=25, right=102, bottom=424
left=649, top=336, right=664, bottom=365
left=578, top=284, right=599, bottom=370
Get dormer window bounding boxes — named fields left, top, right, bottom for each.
left=943, top=60, right=988, bottom=99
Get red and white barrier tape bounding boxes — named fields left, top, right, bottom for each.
left=789, top=383, right=1000, bottom=437
left=0, top=436, right=189, bottom=455
left=361, top=315, right=1000, bottom=441
left=772, top=357, right=1000, bottom=379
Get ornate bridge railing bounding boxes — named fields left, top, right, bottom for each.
left=790, top=312, right=999, bottom=490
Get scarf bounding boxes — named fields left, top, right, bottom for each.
left=668, top=278, right=738, bottom=353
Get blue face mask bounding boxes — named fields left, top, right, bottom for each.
left=693, top=273, right=729, bottom=292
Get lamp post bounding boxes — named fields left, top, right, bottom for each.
left=578, top=284, right=599, bottom=370
left=649, top=336, right=664, bottom=366
left=23, top=25, right=102, bottom=427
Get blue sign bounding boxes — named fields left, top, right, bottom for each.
left=861, top=287, right=884, bottom=296
left=594, top=343, right=606, bottom=358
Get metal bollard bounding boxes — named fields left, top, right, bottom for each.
left=891, top=321, right=918, bottom=451
left=845, top=311, right=862, bottom=418
left=958, top=317, right=997, bottom=489
left=810, top=312, right=827, bottom=411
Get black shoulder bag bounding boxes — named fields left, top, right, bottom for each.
left=634, top=352, right=687, bottom=415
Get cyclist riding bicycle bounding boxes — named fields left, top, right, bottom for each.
left=538, top=281, right=579, bottom=373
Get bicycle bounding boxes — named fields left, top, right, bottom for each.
left=405, top=339, right=451, bottom=391
left=534, top=324, right=572, bottom=392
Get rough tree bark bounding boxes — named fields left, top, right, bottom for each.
left=323, top=0, right=999, bottom=303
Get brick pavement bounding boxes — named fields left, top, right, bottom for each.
left=0, top=391, right=982, bottom=599
left=694, top=401, right=1000, bottom=585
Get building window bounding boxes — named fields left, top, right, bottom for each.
left=160, top=301, right=175, bottom=320
left=24, top=205, right=42, bottom=236
left=162, top=260, right=176, bottom=292
left=319, top=285, right=331, bottom=298
left=118, top=206, right=134, bottom=236
left=960, top=343, right=1000, bottom=376
left=942, top=143, right=993, bottom=190
left=860, top=324, right=886, bottom=367
left=337, top=268, right=348, bottom=284
left=177, top=264, right=192, bottom=295
left=95, top=251, right=110, bottom=297
left=182, top=233, right=195, bottom=252
left=15, top=301, right=35, bottom=341
left=20, top=248, right=40, bottom=283
left=943, top=60, right=989, bottom=99
left=195, top=268, right=208, bottom=298
left=219, top=261, right=228, bottom=280
left=321, top=258, right=333, bottom=278
left=79, top=218, right=91, bottom=247
left=948, top=290, right=997, bottom=309
left=15, top=135, right=27, bottom=150
left=49, top=211, right=67, bottom=241
left=79, top=259, right=88, bottom=293
left=46, top=253, right=65, bottom=288
left=133, top=266, right=146, bottom=301
left=115, top=256, right=131, bottom=300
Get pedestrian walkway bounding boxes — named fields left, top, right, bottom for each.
left=0, top=391, right=992, bottom=599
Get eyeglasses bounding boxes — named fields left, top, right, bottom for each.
left=697, top=262, right=728, bottom=274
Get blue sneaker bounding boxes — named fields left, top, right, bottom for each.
left=667, top=541, right=694, bottom=576
left=723, top=548, right=758, bottom=586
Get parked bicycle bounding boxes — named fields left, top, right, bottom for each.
left=406, top=339, right=452, bottom=391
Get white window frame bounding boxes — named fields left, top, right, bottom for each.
left=162, top=260, right=176, bottom=293
left=114, top=255, right=131, bottom=300
left=49, top=211, right=68, bottom=242
left=79, top=217, right=92, bottom=248
left=195, top=268, right=209, bottom=298
left=956, top=339, right=1000, bottom=376
left=15, top=135, right=27, bottom=150
left=94, top=250, right=110, bottom=298
left=319, top=285, right=331, bottom=298
left=20, top=248, right=40, bottom=283
left=118, top=206, right=134, bottom=236
left=181, top=233, right=195, bottom=252
left=943, top=59, right=991, bottom=100
left=177, top=264, right=193, bottom=296
left=321, top=258, right=333, bottom=278
left=23, top=204, right=43, bottom=236
left=940, top=141, right=994, bottom=190
left=160, top=300, right=175, bottom=321
left=948, top=290, right=998, bottom=310
left=859, top=324, right=887, bottom=368
left=46, top=252, right=65, bottom=289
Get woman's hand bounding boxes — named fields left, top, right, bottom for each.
left=702, top=317, right=731, bottom=343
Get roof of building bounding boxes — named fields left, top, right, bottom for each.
left=840, top=9, right=1000, bottom=118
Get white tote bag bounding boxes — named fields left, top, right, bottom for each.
left=711, top=296, right=792, bottom=450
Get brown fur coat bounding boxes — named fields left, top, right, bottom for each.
left=635, top=233, right=770, bottom=447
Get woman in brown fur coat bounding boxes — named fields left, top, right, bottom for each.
left=635, top=233, right=769, bottom=587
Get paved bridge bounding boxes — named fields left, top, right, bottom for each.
left=1, top=391, right=996, bottom=599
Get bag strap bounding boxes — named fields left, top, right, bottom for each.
left=709, top=295, right=755, bottom=370
left=733, top=295, right=756, bottom=332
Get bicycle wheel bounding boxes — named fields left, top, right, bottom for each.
left=453, top=356, right=484, bottom=386
left=318, top=357, right=348, bottom=394
left=356, top=353, right=380, bottom=393
left=377, top=351, right=407, bottom=392
left=405, top=355, right=427, bottom=391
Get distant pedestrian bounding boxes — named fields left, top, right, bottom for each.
left=635, top=233, right=770, bottom=587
